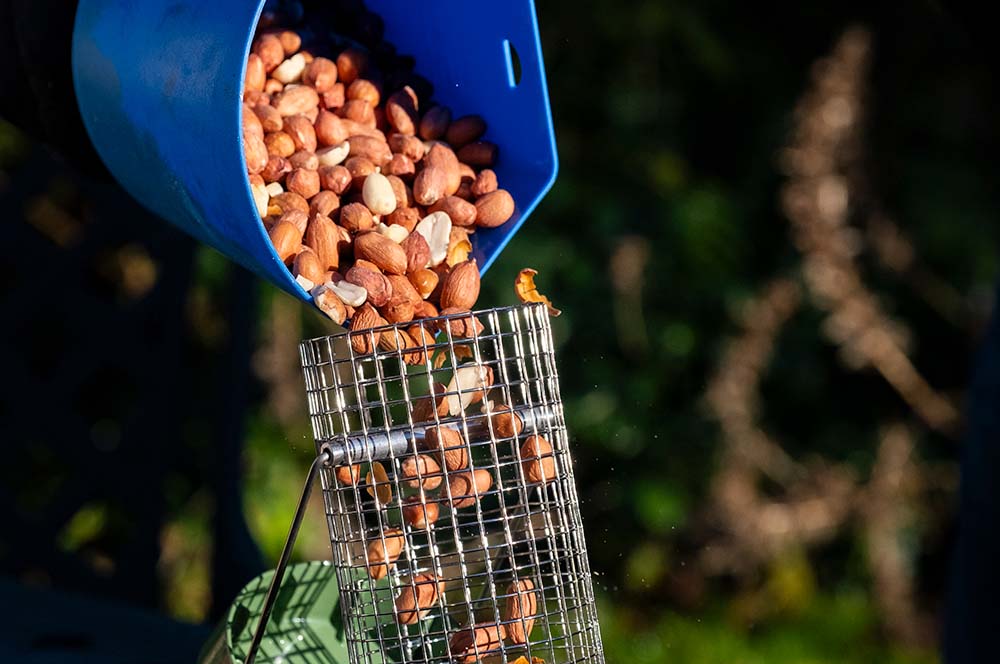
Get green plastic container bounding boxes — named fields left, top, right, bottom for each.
left=199, top=561, right=349, bottom=664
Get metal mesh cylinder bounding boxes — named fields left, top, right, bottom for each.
left=299, top=303, right=605, bottom=664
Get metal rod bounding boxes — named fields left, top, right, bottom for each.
left=243, top=450, right=329, bottom=664
left=319, top=404, right=557, bottom=466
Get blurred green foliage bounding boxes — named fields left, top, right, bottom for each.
left=598, top=591, right=938, bottom=664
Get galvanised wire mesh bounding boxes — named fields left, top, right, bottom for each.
left=299, top=303, right=605, bottom=664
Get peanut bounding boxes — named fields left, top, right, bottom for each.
left=345, top=265, right=392, bottom=308
left=395, top=573, right=444, bottom=625
left=284, top=114, right=317, bottom=152
left=429, top=196, right=477, bottom=227
left=412, top=383, right=449, bottom=422
left=385, top=86, right=418, bottom=135
left=354, top=231, right=408, bottom=276
left=348, top=135, right=392, bottom=166
left=276, top=30, right=301, bottom=56
left=303, top=57, right=338, bottom=92
left=268, top=220, right=302, bottom=263
left=264, top=131, right=295, bottom=158
left=401, top=232, right=431, bottom=274
left=401, top=496, right=439, bottom=529
left=445, top=115, right=487, bottom=148
left=366, top=528, right=404, bottom=580
left=419, top=105, right=451, bottom=140
left=253, top=34, right=284, bottom=72
left=345, top=156, right=377, bottom=187
left=315, top=110, right=349, bottom=146
left=413, top=166, right=447, bottom=206
left=253, top=103, right=284, bottom=134
left=388, top=207, right=421, bottom=234
left=339, top=202, right=375, bottom=233
left=350, top=304, right=384, bottom=354
left=347, top=78, right=381, bottom=107
left=456, top=141, right=498, bottom=167
left=521, top=435, right=556, bottom=485
left=269, top=192, right=308, bottom=216
left=384, top=153, right=415, bottom=178
left=293, top=248, right=325, bottom=284
left=322, top=83, right=345, bottom=110
left=288, top=150, right=319, bottom=171
left=362, top=172, right=397, bottom=216
left=286, top=167, right=320, bottom=198
left=341, top=98, right=375, bottom=126
left=273, top=84, right=320, bottom=117
left=440, top=260, right=481, bottom=310
left=388, top=133, right=425, bottom=162
left=400, top=454, right=442, bottom=490
left=303, top=215, right=341, bottom=272
left=317, top=142, right=350, bottom=167
left=261, top=154, right=291, bottom=183
left=449, top=623, right=506, bottom=664
left=447, top=469, right=492, bottom=509
left=244, top=53, right=266, bottom=93
left=490, top=404, right=524, bottom=439
left=334, top=463, right=361, bottom=485
left=475, top=189, right=515, bottom=227
left=319, top=165, right=352, bottom=195
left=424, top=426, right=469, bottom=472
left=272, top=53, right=307, bottom=84
left=336, top=48, right=368, bottom=85
left=386, top=175, right=414, bottom=210
left=425, top=143, right=462, bottom=196
left=309, top=190, right=340, bottom=218
left=503, top=579, right=538, bottom=644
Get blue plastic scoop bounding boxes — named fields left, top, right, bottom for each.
left=71, top=0, right=558, bottom=304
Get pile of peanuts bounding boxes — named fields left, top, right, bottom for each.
left=352, top=394, right=555, bottom=661
left=241, top=11, right=517, bottom=337
left=332, top=354, right=556, bottom=658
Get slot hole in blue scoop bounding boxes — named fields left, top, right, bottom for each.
left=504, top=39, right=523, bottom=87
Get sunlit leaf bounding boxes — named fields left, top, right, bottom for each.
left=514, top=268, right=560, bottom=316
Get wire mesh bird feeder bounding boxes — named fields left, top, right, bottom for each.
left=292, top=303, right=605, bottom=664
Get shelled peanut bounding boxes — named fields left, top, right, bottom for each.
left=365, top=527, right=404, bottom=581
left=503, top=578, right=539, bottom=645
left=241, top=12, right=516, bottom=335
left=394, top=572, right=446, bottom=625
left=449, top=623, right=507, bottom=664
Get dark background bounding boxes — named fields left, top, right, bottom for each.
left=2, top=1, right=998, bottom=662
